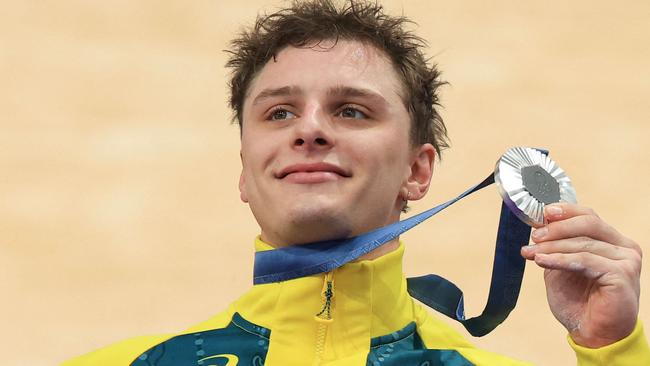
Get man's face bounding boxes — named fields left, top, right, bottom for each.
left=239, top=40, right=434, bottom=246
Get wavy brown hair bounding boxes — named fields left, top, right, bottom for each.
left=225, top=0, right=449, bottom=157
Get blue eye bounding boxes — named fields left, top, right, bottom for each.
left=269, top=108, right=296, bottom=121
left=338, top=107, right=366, bottom=119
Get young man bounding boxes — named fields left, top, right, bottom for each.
left=63, top=1, right=649, bottom=365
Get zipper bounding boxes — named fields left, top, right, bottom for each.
left=313, top=271, right=334, bottom=365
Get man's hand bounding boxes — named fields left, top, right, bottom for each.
left=520, top=202, right=642, bottom=348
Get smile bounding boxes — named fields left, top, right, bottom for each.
left=276, top=162, right=351, bottom=184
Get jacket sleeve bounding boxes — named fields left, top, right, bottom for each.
left=569, top=321, right=650, bottom=366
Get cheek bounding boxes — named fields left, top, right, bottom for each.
left=366, top=129, right=410, bottom=167
left=355, top=141, right=409, bottom=187
left=372, top=138, right=412, bottom=190
left=241, top=130, right=280, bottom=176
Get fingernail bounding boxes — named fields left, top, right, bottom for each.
left=545, top=205, right=563, bottom=216
left=532, top=227, right=548, bottom=240
left=521, top=245, right=535, bottom=253
left=534, top=253, right=548, bottom=262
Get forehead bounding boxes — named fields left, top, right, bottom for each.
left=244, top=39, right=405, bottom=106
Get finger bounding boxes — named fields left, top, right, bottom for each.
left=543, top=202, right=599, bottom=223
left=535, top=203, right=643, bottom=256
left=533, top=252, right=610, bottom=280
left=530, top=215, right=638, bottom=253
left=521, top=237, right=632, bottom=261
left=533, top=251, right=641, bottom=282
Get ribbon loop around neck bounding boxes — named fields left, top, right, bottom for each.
left=253, top=168, right=533, bottom=336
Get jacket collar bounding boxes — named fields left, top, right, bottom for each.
left=232, top=237, right=416, bottom=362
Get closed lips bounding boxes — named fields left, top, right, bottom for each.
left=276, top=163, right=351, bottom=179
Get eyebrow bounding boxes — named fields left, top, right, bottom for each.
left=251, top=85, right=390, bottom=107
left=252, top=86, right=304, bottom=106
left=326, top=85, right=389, bottom=106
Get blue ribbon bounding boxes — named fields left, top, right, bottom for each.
left=253, top=171, right=532, bottom=336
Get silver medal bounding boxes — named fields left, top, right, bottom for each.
left=494, top=147, right=577, bottom=226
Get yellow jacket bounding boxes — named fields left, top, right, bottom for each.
left=63, top=239, right=650, bottom=365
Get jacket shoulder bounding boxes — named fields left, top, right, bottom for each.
left=413, top=303, right=534, bottom=365
left=60, top=307, right=235, bottom=366
left=60, top=334, right=173, bottom=366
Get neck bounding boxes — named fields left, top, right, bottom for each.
left=260, top=234, right=401, bottom=261
left=356, top=238, right=400, bottom=260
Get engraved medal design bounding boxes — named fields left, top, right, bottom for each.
left=494, top=147, right=577, bottom=226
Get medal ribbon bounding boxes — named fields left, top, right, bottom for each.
left=254, top=170, right=532, bottom=336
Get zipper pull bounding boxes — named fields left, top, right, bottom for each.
left=314, top=271, right=335, bottom=365
left=315, top=271, right=334, bottom=323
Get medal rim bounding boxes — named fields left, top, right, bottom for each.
left=494, top=147, right=577, bottom=227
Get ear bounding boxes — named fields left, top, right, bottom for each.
left=239, top=152, right=249, bottom=203
left=402, top=143, right=436, bottom=201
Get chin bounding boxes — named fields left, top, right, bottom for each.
left=284, top=202, right=353, bottom=244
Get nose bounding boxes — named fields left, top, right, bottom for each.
left=292, top=107, right=334, bottom=150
